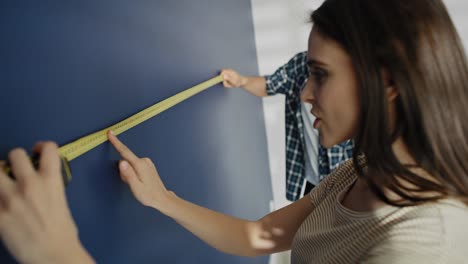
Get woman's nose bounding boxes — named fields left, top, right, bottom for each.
left=301, top=78, right=315, bottom=103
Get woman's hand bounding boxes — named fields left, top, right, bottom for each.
left=107, top=131, right=172, bottom=210
left=0, top=142, right=92, bottom=264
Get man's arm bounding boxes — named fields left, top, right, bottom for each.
left=221, top=69, right=267, bottom=97
left=221, top=52, right=309, bottom=99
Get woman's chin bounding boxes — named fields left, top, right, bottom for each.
left=319, top=135, right=333, bottom=148
left=319, top=134, right=343, bottom=148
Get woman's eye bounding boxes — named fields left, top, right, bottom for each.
left=310, top=69, right=327, bottom=85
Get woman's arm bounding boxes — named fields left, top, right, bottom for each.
left=162, top=192, right=314, bottom=256
left=108, top=131, right=314, bottom=256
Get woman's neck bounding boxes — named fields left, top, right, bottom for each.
left=387, top=136, right=441, bottom=200
left=341, top=137, right=440, bottom=211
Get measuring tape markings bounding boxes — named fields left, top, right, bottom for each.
left=5, top=75, right=224, bottom=183
left=59, top=74, right=223, bottom=161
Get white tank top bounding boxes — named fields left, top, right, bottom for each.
left=301, top=102, right=320, bottom=186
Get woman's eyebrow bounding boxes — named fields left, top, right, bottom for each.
left=307, top=58, right=328, bottom=67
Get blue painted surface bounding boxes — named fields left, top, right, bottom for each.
left=0, top=1, right=272, bottom=263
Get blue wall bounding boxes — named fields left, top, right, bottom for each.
left=0, top=1, right=272, bottom=263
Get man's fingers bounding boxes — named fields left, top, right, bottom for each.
left=0, top=160, right=16, bottom=200
left=8, top=148, right=36, bottom=186
left=31, top=141, right=45, bottom=154
left=107, top=131, right=140, bottom=166
left=37, top=142, right=61, bottom=179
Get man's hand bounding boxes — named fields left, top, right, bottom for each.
left=221, top=69, right=248, bottom=88
left=0, top=142, right=93, bottom=264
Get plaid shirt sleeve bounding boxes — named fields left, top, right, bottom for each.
left=264, top=52, right=309, bottom=97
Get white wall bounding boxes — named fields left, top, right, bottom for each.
left=250, top=0, right=321, bottom=211
left=250, top=1, right=322, bottom=263
left=249, top=1, right=468, bottom=264
left=445, top=0, right=468, bottom=50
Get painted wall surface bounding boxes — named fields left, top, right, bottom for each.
left=0, top=1, right=272, bottom=263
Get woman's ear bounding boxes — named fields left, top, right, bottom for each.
left=382, top=68, right=398, bottom=101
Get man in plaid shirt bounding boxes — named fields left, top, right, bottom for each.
left=222, top=52, right=354, bottom=201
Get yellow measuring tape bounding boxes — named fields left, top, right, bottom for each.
left=5, top=75, right=224, bottom=184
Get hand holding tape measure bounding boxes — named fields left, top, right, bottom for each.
left=3, top=75, right=224, bottom=185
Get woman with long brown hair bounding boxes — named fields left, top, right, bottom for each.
left=1, top=0, right=467, bottom=263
